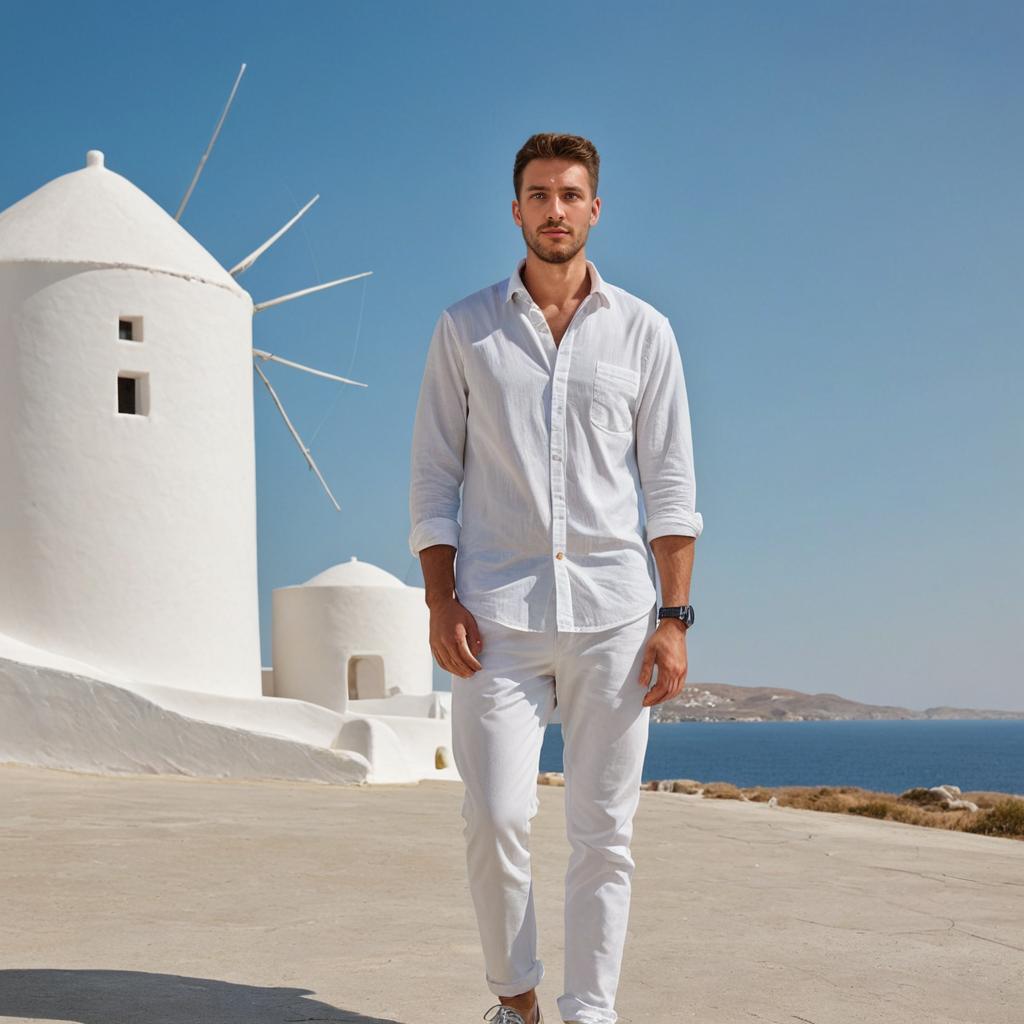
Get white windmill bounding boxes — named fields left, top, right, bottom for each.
left=0, top=63, right=462, bottom=787
left=0, top=62, right=371, bottom=697
left=177, top=62, right=370, bottom=512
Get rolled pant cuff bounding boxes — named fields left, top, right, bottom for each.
left=486, top=958, right=544, bottom=997
left=556, top=996, right=617, bottom=1024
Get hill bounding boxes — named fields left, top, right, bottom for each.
left=652, top=683, right=1023, bottom=722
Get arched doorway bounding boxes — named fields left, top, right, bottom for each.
left=347, top=653, right=387, bottom=700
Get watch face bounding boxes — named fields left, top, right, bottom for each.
left=659, top=606, right=694, bottom=626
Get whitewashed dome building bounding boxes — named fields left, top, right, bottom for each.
left=271, top=555, right=445, bottom=718
left=0, top=150, right=261, bottom=698
left=0, top=146, right=454, bottom=787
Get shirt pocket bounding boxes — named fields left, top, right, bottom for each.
left=590, top=360, right=641, bottom=434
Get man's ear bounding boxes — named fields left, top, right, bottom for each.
left=590, top=196, right=601, bottom=226
left=512, top=198, right=522, bottom=227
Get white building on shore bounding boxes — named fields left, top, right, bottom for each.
left=0, top=151, right=453, bottom=786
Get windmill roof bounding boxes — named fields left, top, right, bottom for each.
left=0, top=150, right=244, bottom=294
left=303, top=557, right=406, bottom=589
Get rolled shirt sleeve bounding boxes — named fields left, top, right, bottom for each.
left=408, top=310, right=468, bottom=557
left=635, top=316, right=704, bottom=542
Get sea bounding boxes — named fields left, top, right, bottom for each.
left=538, top=719, right=1024, bottom=796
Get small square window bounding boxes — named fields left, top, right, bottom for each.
left=117, top=372, right=150, bottom=416
left=118, top=316, right=143, bottom=342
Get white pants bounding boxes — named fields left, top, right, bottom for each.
left=451, top=603, right=656, bottom=1024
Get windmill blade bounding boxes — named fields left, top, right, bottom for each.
left=175, top=62, right=247, bottom=222
left=253, top=271, right=372, bottom=313
left=229, top=194, right=320, bottom=276
left=253, top=348, right=368, bottom=387
left=253, top=359, right=341, bottom=512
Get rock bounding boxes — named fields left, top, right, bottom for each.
left=900, top=787, right=946, bottom=806
left=671, top=779, right=702, bottom=794
left=946, top=798, right=979, bottom=812
left=767, top=796, right=778, bottom=808
left=920, top=785, right=978, bottom=812
left=435, top=746, right=452, bottom=769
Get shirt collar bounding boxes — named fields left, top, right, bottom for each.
left=504, top=257, right=611, bottom=310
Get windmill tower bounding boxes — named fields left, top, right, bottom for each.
left=0, top=65, right=369, bottom=699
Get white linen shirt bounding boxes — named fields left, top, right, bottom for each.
left=408, top=257, right=703, bottom=633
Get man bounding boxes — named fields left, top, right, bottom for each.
left=408, top=132, right=703, bottom=1024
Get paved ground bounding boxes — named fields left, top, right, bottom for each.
left=0, top=763, right=1020, bottom=1024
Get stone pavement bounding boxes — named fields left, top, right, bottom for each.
left=0, top=763, right=1020, bottom=1024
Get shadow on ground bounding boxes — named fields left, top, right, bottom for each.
left=0, top=969, right=404, bottom=1024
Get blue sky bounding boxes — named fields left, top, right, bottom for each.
left=1, top=1, right=1021, bottom=710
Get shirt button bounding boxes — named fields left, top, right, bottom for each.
left=556, top=551, right=564, bottom=560
left=552, top=453, right=562, bottom=461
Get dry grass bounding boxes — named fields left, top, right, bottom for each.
left=649, top=782, right=1024, bottom=841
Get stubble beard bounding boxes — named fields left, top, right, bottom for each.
left=522, top=224, right=588, bottom=265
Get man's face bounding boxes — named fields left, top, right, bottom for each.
left=512, top=158, right=600, bottom=265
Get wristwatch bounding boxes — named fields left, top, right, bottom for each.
left=657, top=605, right=695, bottom=628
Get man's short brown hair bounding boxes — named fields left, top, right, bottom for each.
left=513, top=133, right=600, bottom=201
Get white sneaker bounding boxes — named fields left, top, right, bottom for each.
left=482, top=1002, right=543, bottom=1024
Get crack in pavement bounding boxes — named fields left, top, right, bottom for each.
left=790, top=916, right=883, bottom=935
left=870, top=864, right=1024, bottom=889
left=951, top=928, right=1024, bottom=954
left=792, top=910, right=1024, bottom=955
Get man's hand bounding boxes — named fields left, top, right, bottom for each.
left=638, top=619, right=688, bottom=707
left=429, top=596, right=484, bottom=678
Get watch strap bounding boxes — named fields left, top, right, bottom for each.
left=657, top=604, right=694, bottom=627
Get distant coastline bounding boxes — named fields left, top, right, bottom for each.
left=652, top=683, right=1024, bottom=723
